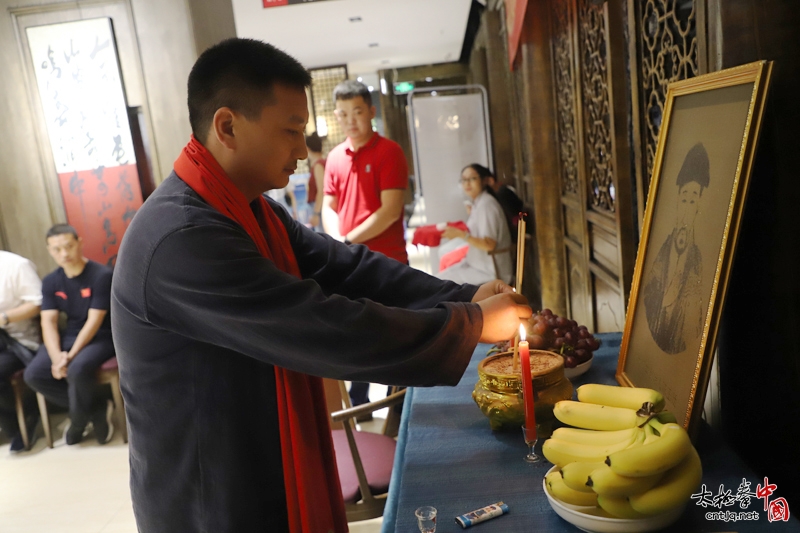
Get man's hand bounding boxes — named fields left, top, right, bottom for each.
left=51, top=351, right=69, bottom=379
left=471, top=280, right=516, bottom=303
left=477, top=292, right=532, bottom=343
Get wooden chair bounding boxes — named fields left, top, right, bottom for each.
left=38, top=356, right=127, bottom=447
left=9, top=369, right=33, bottom=450
left=324, top=379, right=406, bottom=522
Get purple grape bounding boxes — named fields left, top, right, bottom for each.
left=554, top=337, right=565, bottom=349
left=574, top=348, right=587, bottom=360
left=576, top=339, right=587, bottom=349
left=529, top=334, right=546, bottom=349
left=533, top=321, right=548, bottom=336
left=564, top=355, right=578, bottom=368
left=542, top=309, right=553, bottom=317
left=589, top=338, right=601, bottom=351
left=547, top=318, right=557, bottom=328
left=564, top=332, right=575, bottom=344
left=569, top=320, right=578, bottom=328
left=556, top=316, right=568, bottom=328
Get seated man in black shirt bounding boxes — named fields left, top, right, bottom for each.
left=24, top=225, right=115, bottom=445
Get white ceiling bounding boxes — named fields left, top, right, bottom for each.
left=231, top=0, right=473, bottom=77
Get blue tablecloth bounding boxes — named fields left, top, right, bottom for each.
left=382, top=333, right=799, bottom=532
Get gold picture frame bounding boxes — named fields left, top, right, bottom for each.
left=616, top=61, right=773, bottom=436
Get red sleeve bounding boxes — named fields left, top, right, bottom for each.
left=378, top=141, right=409, bottom=191
left=323, top=151, right=338, bottom=197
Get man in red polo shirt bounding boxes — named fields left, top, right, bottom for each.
left=322, top=80, right=409, bottom=408
left=322, top=80, right=408, bottom=264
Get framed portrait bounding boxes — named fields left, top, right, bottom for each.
left=616, top=61, right=773, bottom=436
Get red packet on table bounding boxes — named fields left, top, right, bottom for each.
left=447, top=221, right=468, bottom=233
left=411, top=221, right=469, bottom=247
left=411, top=225, right=443, bottom=247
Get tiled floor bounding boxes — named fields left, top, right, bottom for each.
left=0, top=412, right=135, bottom=533
left=0, top=386, right=392, bottom=533
left=0, top=227, right=429, bottom=533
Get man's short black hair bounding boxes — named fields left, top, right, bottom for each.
left=676, top=143, right=710, bottom=192
left=187, top=38, right=312, bottom=143
left=46, top=224, right=78, bottom=242
left=305, top=131, right=323, bottom=153
left=333, top=80, right=372, bottom=107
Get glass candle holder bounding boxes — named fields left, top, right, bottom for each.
left=522, top=425, right=542, bottom=463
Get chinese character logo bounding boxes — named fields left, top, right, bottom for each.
left=757, top=477, right=790, bottom=523
left=692, top=476, right=790, bottom=523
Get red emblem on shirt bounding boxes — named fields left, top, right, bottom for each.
left=81, top=288, right=92, bottom=298
left=55, top=291, right=67, bottom=300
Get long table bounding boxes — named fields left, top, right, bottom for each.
left=382, top=333, right=799, bottom=532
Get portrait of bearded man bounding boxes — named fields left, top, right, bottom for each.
left=643, top=143, right=709, bottom=354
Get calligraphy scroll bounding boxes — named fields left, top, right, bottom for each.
left=27, top=18, right=143, bottom=266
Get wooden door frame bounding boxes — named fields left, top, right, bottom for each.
left=522, top=0, right=568, bottom=316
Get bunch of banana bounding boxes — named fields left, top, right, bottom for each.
left=577, top=383, right=665, bottom=413
left=545, top=470, right=598, bottom=507
left=543, top=386, right=703, bottom=519
left=543, top=426, right=645, bottom=467
left=552, top=401, right=646, bottom=431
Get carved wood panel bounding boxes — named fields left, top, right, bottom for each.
left=632, top=0, right=702, bottom=217
left=551, top=0, right=580, bottom=197
left=566, top=246, right=591, bottom=328
left=577, top=0, right=616, bottom=213
left=548, top=0, right=634, bottom=332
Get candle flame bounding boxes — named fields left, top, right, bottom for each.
left=519, top=323, right=526, bottom=341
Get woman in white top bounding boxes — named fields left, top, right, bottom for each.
left=437, top=164, right=513, bottom=285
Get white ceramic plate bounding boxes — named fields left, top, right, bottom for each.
left=542, top=465, right=685, bottom=533
left=563, top=356, right=592, bottom=379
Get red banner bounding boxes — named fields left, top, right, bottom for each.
left=505, top=0, right=529, bottom=69
left=57, top=164, right=142, bottom=266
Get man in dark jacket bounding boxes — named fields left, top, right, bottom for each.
left=111, top=38, right=530, bottom=532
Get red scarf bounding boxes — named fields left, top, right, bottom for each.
left=174, top=136, right=347, bottom=533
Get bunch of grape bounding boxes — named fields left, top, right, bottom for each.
left=527, top=309, right=600, bottom=368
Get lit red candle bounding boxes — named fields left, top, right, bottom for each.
left=519, top=324, right=537, bottom=442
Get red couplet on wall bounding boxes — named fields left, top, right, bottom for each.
left=57, top=164, right=143, bottom=266
left=27, top=19, right=146, bottom=267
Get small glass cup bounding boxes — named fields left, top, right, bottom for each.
left=522, top=425, right=542, bottom=463
left=415, top=505, right=437, bottom=533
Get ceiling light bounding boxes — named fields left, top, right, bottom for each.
left=349, top=16, right=362, bottom=22
left=369, top=43, right=379, bottom=48
left=368, top=85, right=374, bottom=92
left=425, top=77, right=433, bottom=82
left=357, top=76, right=363, bottom=82
left=431, top=91, right=438, bottom=96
